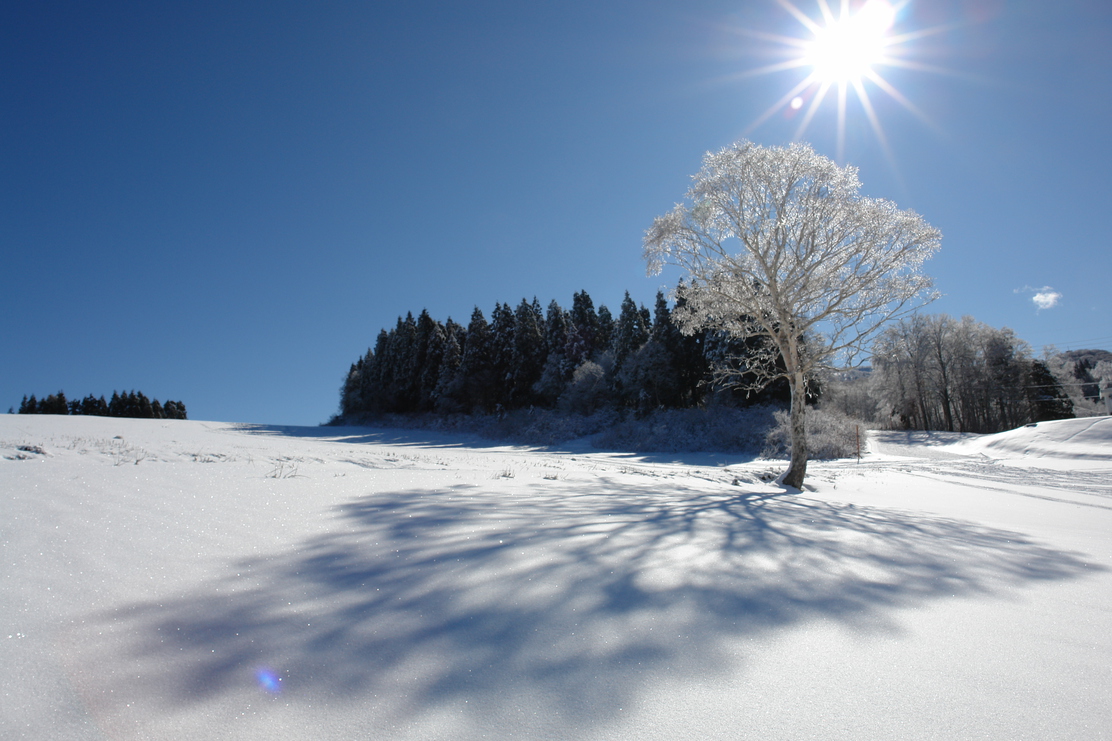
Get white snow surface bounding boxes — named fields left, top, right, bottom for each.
left=2, top=414, right=1111, bottom=740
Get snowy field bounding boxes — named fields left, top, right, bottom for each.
left=2, top=413, right=1111, bottom=740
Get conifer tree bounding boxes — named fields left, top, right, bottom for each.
left=434, top=318, right=466, bottom=413
left=386, top=313, right=420, bottom=412
left=567, top=291, right=600, bottom=365
left=489, top=302, right=517, bottom=408
left=534, top=300, right=572, bottom=404
left=340, top=358, right=363, bottom=417
left=512, top=298, right=547, bottom=406
left=418, top=319, right=447, bottom=412
left=596, top=304, right=614, bottom=354
left=1026, top=360, right=1073, bottom=422
left=460, top=307, right=495, bottom=412
left=361, top=331, right=389, bottom=414
left=613, top=291, right=650, bottom=372
left=137, top=392, right=153, bottom=418
left=40, top=391, right=68, bottom=415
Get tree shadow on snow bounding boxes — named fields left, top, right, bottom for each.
left=233, top=422, right=762, bottom=468
left=78, top=475, right=1102, bottom=734
left=231, top=422, right=571, bottom=452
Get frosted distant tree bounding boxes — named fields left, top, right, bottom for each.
left=644, top=140, right=940, bottom=488
left=873, top=314, right=1071, bottom=431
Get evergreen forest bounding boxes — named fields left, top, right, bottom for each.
left=15, top=390, right=188, bottom=420
left=338, top=290, right=791, bottom=421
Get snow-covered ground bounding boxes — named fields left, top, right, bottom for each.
left=2, top=414, right=1110, bottom=740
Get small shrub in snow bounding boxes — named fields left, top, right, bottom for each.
left=762, top=407, right=865, bottom=460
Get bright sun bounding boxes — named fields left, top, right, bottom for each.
left=803, top=0, right=895, bottom=84
left=740, top=0, right=940, bottom=162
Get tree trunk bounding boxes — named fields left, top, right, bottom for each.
left=782, top=371, right=808, bottom=489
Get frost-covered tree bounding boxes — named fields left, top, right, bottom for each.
left=871, top=314, right=1067, bottom=432
left=644, top=140, right=940, bottom=488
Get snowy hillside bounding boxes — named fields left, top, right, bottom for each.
left=2, top=414, right=1110, bottom=740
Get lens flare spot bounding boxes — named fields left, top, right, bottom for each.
left=790, top=96, right=804, bottom=110
left=256, top=668, right=282, bottom=694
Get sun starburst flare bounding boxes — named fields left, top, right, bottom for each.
left=740, top=0, right=947, bottom=163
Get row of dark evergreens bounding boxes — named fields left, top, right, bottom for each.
left=339, top=289, right=791, bottom=419
left=16, top=391, right=187, bottom=420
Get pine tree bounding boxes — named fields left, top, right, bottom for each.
left=489, top=302, right=517, bottom=409
left=671, top=282, right=708, bottom=407
left=567, top=290, right=600, bottom=365
left=534, top=300, right=572, bottom=404
left=596, top=304, right=614, bottom=355
left=82, top=395, right=107, bottom=416
left=385, top=313, right=420, bottom=412
left=434, top=318, right=466, bottom=413
left=460, top=307, right=496, bottom=412
left=512, top=298, right=547, bottom=407
left=137, top=392, right=154, bottom=418
left=361, top=331, right=389, bottom=414
left=339, top=358, right=364, bottom=417
left=40, top=391, right=68, bottom=415
left=418, top=320, right=447, bottom=412
left=613, top=291, right=650, bottom=372
left=1026, top=360, right=1074, bottom=422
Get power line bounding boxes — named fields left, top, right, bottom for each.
left=1030, top=334, right=1112, bottom=349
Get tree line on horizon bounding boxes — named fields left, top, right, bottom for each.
left=15, top=390, right=187, bottom=420
left=338, top=289, right=794, bottom=420
left=342, top=291, right=1099, bottom=437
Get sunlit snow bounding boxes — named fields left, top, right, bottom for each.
left=2, top=414, right=1110, bottom=739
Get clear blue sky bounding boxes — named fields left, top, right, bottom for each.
left=3, top=0, right=1110, bottom=425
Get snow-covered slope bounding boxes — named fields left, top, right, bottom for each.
left=953, top=416, right=1112, bottom=463
left=2, top=414, right=1110, bottom=740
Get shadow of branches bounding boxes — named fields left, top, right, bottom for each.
left=82, top=475, right=1100, bottom=734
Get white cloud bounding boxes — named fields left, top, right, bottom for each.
left=1015, top=285, right=1062, bottom=311
left=1032, top=288, right=1062, bottom=310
